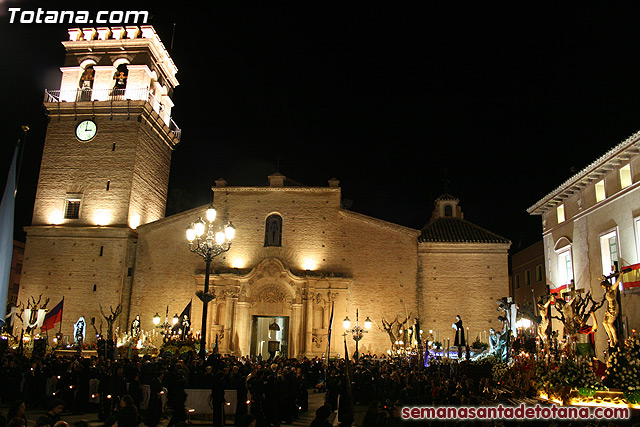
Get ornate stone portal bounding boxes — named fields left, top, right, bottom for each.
left=195, top=257, right=350, bottom=358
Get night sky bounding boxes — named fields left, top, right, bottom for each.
left=2, top=3, right=640, bottom=252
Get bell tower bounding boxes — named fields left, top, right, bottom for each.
left=21, top=26, right=180, bottom=337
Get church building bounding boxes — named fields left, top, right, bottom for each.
left=18, top=26, right=510, bottom=357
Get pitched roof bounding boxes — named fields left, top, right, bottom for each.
left=419, top=218, right=510, bottom=244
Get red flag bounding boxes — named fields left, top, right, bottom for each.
left=41, top=298, right=63, bottom=332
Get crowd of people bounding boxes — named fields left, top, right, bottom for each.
left=0, top=350, right=529, bottom=427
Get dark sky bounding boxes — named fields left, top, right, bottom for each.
left=2, top=2, right=640, bottom=252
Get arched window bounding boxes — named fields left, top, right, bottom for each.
left=264, top=214, right=282, bottom=247
left=444, top=204, right=453, bottom=217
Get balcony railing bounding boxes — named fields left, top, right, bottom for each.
left=44, top=87, right=181, bottom=142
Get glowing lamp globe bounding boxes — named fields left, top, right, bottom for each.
left=206, top=205, right=217, bottom=222
left=225, top=222, right=235, bottom=240
left=343, top=316, right=351, bottom=330
left=186, top=226, right=196, bottom=242
left=152, top=313, right=160, bottom=326
left=194, top=218, right=205, bottom=237
left=364, top=317, right=372, bottom=330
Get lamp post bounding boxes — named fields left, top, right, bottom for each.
left=186, top=204, right=235, bottom=358
left=343, top=309, right=372, bottom=361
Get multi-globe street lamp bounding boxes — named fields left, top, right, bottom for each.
left=343, top=309, right=372, bottom=361
left=186, top=204, right=235, bottom=358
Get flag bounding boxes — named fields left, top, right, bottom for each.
left=621, top=263, right=640, bottom=291
left=171, top=300, right=192, bottom=333
left=325, top=301, right=334, bottom=362
left=339, top=336, right=354, bottom=423
left=550, top=284, right=568, bottom=295
left=42, top=298, right=64, bottom=332
left=0, top=146, right=18, bottom=321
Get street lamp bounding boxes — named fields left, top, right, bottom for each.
left=186, top=204, right=235, bottom=358
left=153, top=307, right=171, bottom=331
left=343, top=309, right=371, bottom=361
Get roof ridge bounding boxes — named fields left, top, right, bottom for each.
left=420, top=217, right=511, bottom=244
left=528, top=128, right=640, bottom=213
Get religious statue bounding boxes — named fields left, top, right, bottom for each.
left=74, top=317, right=86, bottom=343
left=536, top=294, right=552, bottom=345
left=181, top=314, right=190, bottom=339
left=554, top=296, right=577, bottom=340
left=130, top=315, right=141, bottom=338
left=488, top=328, right=498, bottom=353
left=100, top=303, right=123, bottom=342
left=452, top=315, right=465, bottom=358
left=601, top=271, right=623, bottom=347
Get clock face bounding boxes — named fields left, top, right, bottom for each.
left=75, top=120, right=97, bottom=142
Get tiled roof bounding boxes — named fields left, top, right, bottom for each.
left=419, top=218, right=510, bottom=244
left=435, top=193, right=459, bottom=202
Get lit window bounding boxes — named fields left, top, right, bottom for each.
left=536, top=264, right=543, bottom=282
left=595, top=179, right=606, bottom=203
left=64, top=194, right=82, bottom=219
left=558, top=250, right=573, bottom=286
left=620, top=164, right=632, bottom=189
left=557, top=204, right=565, bottom=223
left=600, top=230, right=619, bottom=276
left=525, top=270, right=531, bottom=286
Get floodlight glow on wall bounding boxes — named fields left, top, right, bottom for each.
left=94, top=210, right=111, bottom=226
left=49, top=210, right=64, bottom=225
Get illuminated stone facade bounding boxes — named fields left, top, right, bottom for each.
left=19, top=27, right=510, bottom=357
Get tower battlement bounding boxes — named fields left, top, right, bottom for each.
left=64, top=26, right=178, bottom=89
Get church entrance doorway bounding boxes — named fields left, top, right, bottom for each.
left=250, top=316, right=289, bottom=359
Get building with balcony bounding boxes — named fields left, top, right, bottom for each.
left=528, top=130, right=640, bottom=356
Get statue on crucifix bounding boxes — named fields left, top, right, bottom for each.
left=100, top=304, right=122, bottom=342
left=600, top=271, right=623, bottom=347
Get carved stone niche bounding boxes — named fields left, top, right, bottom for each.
left=251, top=282, right=292, bottom=304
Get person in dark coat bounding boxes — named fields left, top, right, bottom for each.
left=362, top=401, right=384, bottom=427
left=146, top=371, right=165, bottom=427
left=6, top=401, right=26, bottom=426
left=210, top=370, right=227, bottom=427
left=116, top=395, right=139, bottom=427
left=228, top=366, right=247, bottom=426
left=309, top=404, right=332, bottom=427
left=167, top=379, right=187, bottom=427
left=34, top=399, right=64, bottom=427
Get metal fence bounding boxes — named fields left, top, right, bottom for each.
left=44, top=88, right=181, bottom=141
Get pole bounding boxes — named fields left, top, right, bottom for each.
left=355, top=309, right=359, bottom=362
left=199, top=257, right=211, bottom=358
left=58, top=297, right=64, bottom=334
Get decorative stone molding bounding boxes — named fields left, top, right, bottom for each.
left=251, top=283, right=292, bottom=304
